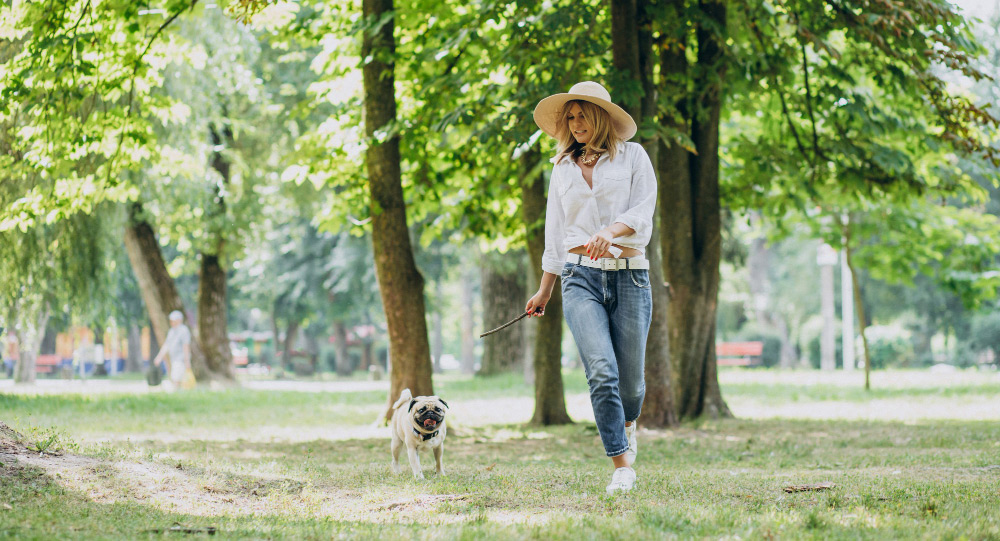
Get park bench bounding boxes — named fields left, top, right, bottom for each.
left=35, top=354, right=64, bottom=375
left=716, top=341, right=764, bottom=367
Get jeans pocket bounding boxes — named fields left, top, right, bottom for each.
left=629, top=270, right=650, bottom=289
left=561, top=264, right=576, bottom=280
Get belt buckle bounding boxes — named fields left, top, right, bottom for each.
left=601, top=258, right=622, bottom=271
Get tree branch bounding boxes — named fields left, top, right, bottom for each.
left=800, top=40, right=821, bottom=166
left=748, top=18, right=810, bottom=166
left=108, top=0, right=199, bottom=183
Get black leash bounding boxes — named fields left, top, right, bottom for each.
left=479, top=308, right=542, bottom=338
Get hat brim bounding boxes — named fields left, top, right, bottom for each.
left=533, top=93, right=637, bottom=141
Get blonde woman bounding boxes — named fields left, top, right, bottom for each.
left=525, top=81, right=656, bottom=495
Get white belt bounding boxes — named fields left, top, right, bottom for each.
left=566, top=254, right=650, bottom=271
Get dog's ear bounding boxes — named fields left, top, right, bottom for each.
left=439, top=399, right=449, bottom=409
left=408, top=399, right=417, bottom=412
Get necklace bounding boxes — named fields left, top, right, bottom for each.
left=579, top=148, right=603, bottom=167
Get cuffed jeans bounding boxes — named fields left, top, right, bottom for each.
left=561, top=262, right=652, bottom=457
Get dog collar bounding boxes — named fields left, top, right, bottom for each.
left=413, top=427, right=438, bottom=441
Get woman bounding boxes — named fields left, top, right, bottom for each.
left=525, top=81, right=656, bottom=495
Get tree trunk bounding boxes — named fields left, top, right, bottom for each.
left=613, top=0, right=678, bottom=428
left=363, top=0, right=434, bottom=422
left=282, top=319, right=300, bottom=371
left=460, top=263, right=477, bottom=375
left=660, top=0, right=732, bottom=419
left=196, top=125, right=235, bottom=382
left=124, top=203, right=210, bottom=377
left=305, top=331, right=320, bottom=375
left=479, top=252, right=528, bottom=376
left=432, top=280, right=443, bottom=374
left=333, top=321, right=352, bottom=376
left=361, top=339, right=374, bottom=372
left=13, top=306, right=48, bottom=384
left=520, top=147, right=572, bottom=425
left=843, top=223, right=872, bottom=390
left=198, top=252, right=233, bottom=380
left=126, top=323, right=142, bottom=372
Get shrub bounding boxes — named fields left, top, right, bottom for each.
left=864, top=325, right=914, bottom=369
left=735, top=323, right=784, bottom=368
left=968, top=312, right=1000, bottom=365
left=257, top=345, right=275, bottom=366
left=800, top=315, right=842, bottom=369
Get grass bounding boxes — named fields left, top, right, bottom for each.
left=1, top=369, right=999, bottom=539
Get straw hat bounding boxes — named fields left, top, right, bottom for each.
left=532, top=81, right=637, bottom=141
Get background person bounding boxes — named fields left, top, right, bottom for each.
left=152, top=310, right=192, bottom=390
left=3, top=330, right=17, bottom=378
left=525, top=81, right=657, bottom=495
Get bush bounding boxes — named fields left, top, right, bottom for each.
left=257, top=345, right=275, bottom=366
left=735, top=323, right=783, bottom=368
left=864, top=325, right=914, bottom=369
left=968, top=312, right=1000, bottom=365
left=799, top=315, right=841, bottom=369
left=805, top=334, right=843, bottom=370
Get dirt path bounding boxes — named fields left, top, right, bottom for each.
left=1, top=421, right=489, bottom=524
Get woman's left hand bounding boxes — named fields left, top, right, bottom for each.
left=585, top=228, right=615, bottom=260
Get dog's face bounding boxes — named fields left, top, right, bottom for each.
left=409, top=397, right=448, bottom=431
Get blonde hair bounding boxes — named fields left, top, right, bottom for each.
left=553, top=100, right=624, bottom=164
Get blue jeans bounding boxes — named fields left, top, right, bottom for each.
left=561, top=262, right=652, bottom=457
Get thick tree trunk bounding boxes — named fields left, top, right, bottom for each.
left=660, top=0, right=732, bottom=419
left=124, top=203, right=210, bottom=377
left=363, top=0, right=434, bottom=422
left=198, top=252, right=233, bottom=380
left=520, top=147, right=572, bottom=425
left=197, top=125, right=235, bottom=382
left=479, top=252, right=528, bottom=375
left=333, top=321, right=352, bottom=376
left=613, top=0, right=679, bottom=428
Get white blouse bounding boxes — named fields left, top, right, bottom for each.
left=541, top=142, right=658, bottom=276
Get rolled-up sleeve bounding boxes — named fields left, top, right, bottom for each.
left=541, top=167, right=567, bottom=275
left=612, top=146, right=657, bottom=247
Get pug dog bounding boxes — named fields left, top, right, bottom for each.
left=390, top=388, right=449, bottom=479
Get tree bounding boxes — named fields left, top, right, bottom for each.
left=123, top=202, right=212, bottom=379
left=653, top=0, right=732, bottom=419
left=611, top=0, right=679, bottom=427
left=0, top=212, right=115, bottom=383
left=362, top=0, right=434, bottom=420
left=723, top=0, right=1000, bottom=388
left=520, top=147, right=573, bottom=425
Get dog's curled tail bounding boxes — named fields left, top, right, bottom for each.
left=392, top=388, right=413, bottom=410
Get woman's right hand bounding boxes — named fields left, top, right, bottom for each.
left=525, top=291, right=550, bottom=317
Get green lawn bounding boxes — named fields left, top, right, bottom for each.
left=2, top=370, right=999, bottom=539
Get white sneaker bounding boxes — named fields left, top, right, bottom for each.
left=625, top=423, right=638, bottom=466
left=606, top=467, right=636, bottom=495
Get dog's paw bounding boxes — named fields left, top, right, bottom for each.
left=437, top=470, right=446, bottom=477
left=391, top=463, right=403, bottom=474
